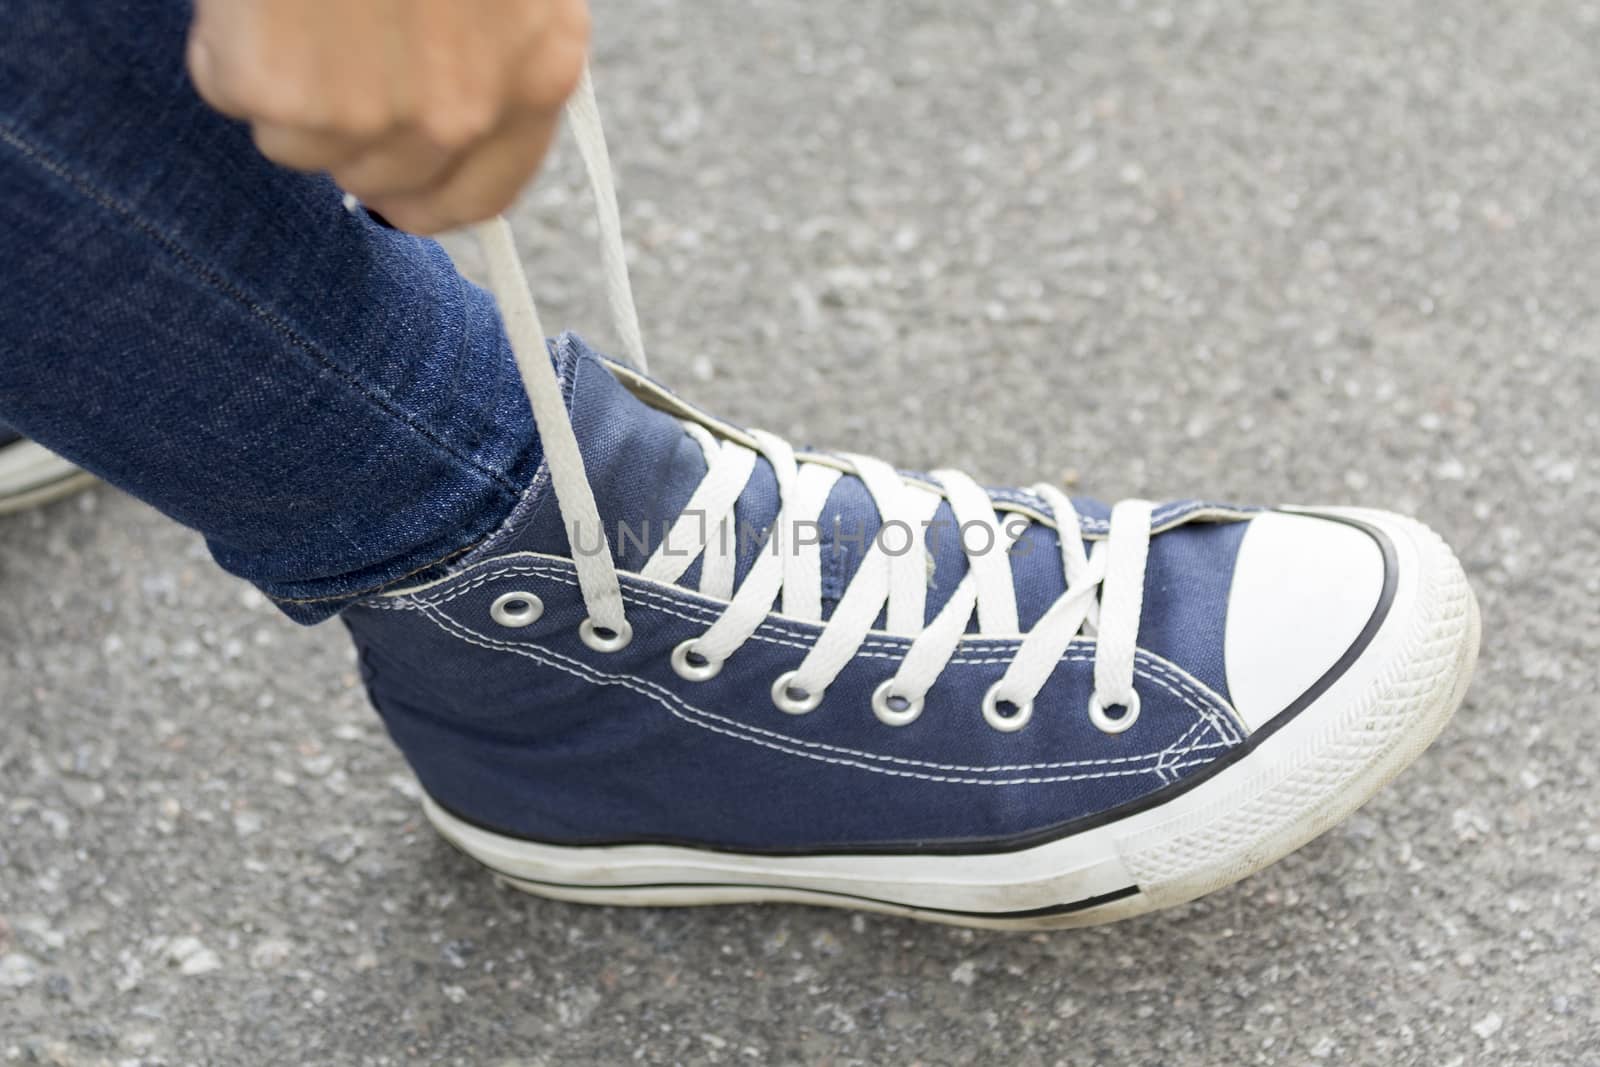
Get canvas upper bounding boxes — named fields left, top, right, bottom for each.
left=340, top=335, right=1392, bottom=854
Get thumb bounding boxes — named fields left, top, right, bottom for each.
left=185, top=1, right=249, bottom=118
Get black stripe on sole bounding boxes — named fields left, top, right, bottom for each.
left=445, top=839, right=1141, bottom=921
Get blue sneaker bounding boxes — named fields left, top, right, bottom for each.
left=343, top=70, right=1481, bottom=928
left=0, top=422, right=95, bottom=516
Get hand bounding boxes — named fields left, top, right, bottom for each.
left=187, top=0, right=590, bottom=234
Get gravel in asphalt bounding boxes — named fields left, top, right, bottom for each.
left=4, top=1, right=1599, bottom=1063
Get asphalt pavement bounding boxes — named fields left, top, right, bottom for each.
left=4, top=1, right=1599, bottom=1063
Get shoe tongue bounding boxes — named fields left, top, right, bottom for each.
left=496, top=334, right=1078, bottom=629
left=489, top=335, right=1241, bottom=696
left=812, top=475, right=1076, bottom=630
left=496, top=334, right=711, bottom=570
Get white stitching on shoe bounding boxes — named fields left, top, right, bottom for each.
left=411, top=604, right=1238, bottom=778
left=369, top=573, right=1246, bottom=744
left=420, top=606, right=1229, bottom=785
left=1153, top=712, right=1231, bottom=782
left=366, top=558, right=1248, bottom=743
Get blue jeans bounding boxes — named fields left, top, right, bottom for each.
left=0, top=0, right=541, bottom=623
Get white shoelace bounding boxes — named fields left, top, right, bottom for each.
left=471, top=63, right=1154, bottom=734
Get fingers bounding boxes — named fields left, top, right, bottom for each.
left=250, top=124, right=374, bottom=172
left=326, top=127, right=458, bottom=200
left=185, top=5, right=247, bottom=120
left=241, top=107, right=556, bottom=234
left=184, top=0, right=590, bottom=235
left=364, top=112, right=561, bottom=235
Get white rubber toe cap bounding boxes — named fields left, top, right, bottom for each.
left=1224, top=511, right=1388, bottom=732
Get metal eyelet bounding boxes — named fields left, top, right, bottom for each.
left=1087, top=688, right=1141, bottom=734
left=771, top=670, right=823, bottom=715
left=670, top=639, right=722, bottom=681
left=981, top=682, right=1033, bottom=733
left=871, top=679, right=924, bottom=727
left=489, top=591, right=543, bottom=628
left=578, top=616, right=633, bottom=653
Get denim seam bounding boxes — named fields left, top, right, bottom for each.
left=418, top=605, right=1213, bottom=785
left=456, top=333, right=585, bottom=562
left=265, top=541, right=481, bottom=605
left=451, top=338, right=579, bottom=566
left=0, top=121, right=523, bottom=499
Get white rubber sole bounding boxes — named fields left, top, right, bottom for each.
left=423, top=508, right=1480, bottom=929
left=0, top=440, right=96, bottom=516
